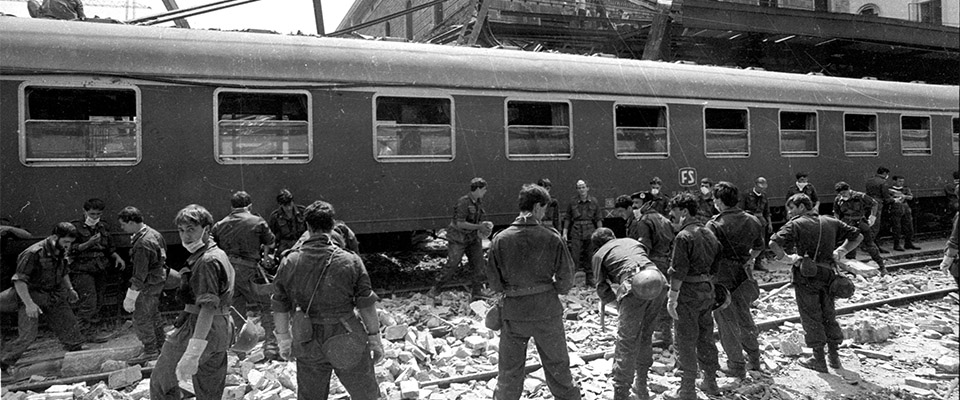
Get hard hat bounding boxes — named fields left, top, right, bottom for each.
left=163, top=268, right=181, bottom=291
left=630, top=268, right=666, bottom=300
left=231, top=316, right=265, bottom=353
left=713, top=283, right=732, bottom=311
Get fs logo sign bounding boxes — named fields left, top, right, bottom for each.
left=679, top=168, right=697, bottom=187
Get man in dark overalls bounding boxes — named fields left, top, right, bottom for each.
left=70, top=198, right=125, bottom=341
left=833, top=182, right=885, bottom=273
left=119, top=206, right=168, bottom=365
left=431, top=177, right=489, bottom=298
left=889, top=176, right=919, bottom=251
left=630, top=192, right=676, bottom=347
left=564, top=179, right=602, bottom=287
left=741, top=177, right=772, bottom=271
left=268, top=189, right=307, bottom=260
left=770, top=194, right=861, bottom=373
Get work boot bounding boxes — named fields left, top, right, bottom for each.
left=905, top=241, right=920, bottom=250
left=663, top=378, right=697, bottom=400
left=127, top=348, right=159, bottom=365
left=893, top=240, right=905, bottom=251
left=747, top=354, right=763, bottom=372
left=827, top=343, right=842, bottom=369
left=696, top=373, right=721, bottom=396
left=799, top=346, right=828, bottom=373
left=633, top=372, right=650, bottom=400
left=720, top=365, right=746, bottom=379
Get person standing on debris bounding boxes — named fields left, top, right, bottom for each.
left=486, top=184, right=581, bottom=400
left=564, top=179, right=602, bottom=288
left=889, top=175, right=919, bottom=251
left=151, top=204, right=235, bottom=400
left=833, top=182, right=885, bottom=274
left=268, top=189, right=307, bottom=261
left=591, top=228, right=667, bottom=400
left=865, top=166, right=893, bottom=253
left=70, top=198, right=125, bottom=343
left=272, top=201, right=383, bottom=400
left=663, top=193, right=722, bottom=400
left=118, top=206, right=168, bottom=365
left=431, top=177, right=490, bottom=298
left=695, top=178, right=718, bottom=223
left=786, top=172, right=820, bottom=213
left=769, top=194, right=862, bottom=373
left=211, top=191, right=277, bottom=360
left=741, top=177, right=772, bottom=272
left=1, top=223, right=85, bottom=372
left=538, top=178, right=562, bottom=232
left=630, top=191, right=676, bottom=347
left=646, top=177, right=669, bottom=216
left=705, top=182, right=764, bottom=379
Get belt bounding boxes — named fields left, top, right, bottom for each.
left=184, top=304, right=231, bottom=315
left=682, top=274, right=714, bottom=283
left=504, top=283, right=554, bottom=297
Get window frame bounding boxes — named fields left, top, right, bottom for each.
left=842, top=112, right=879, bottom=157
left=504, top=98, right=573, bottom=161
left=18, top=81, right=142, bottom=167
left=702, top=106, right=750, bottom=158
left=778, top=109, right=820, bottom=157
left=899, top=114, right=932, bottom=156
left=213, top=88, right=313, bottom=165
left=612, top=102, right=670, bottom=159
left=371, top=92, right=456, bottom=163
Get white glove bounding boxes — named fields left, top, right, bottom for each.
left=868, top=215, right=877, bottom=227
left=123, top=288, right=140, bottom=313
left=784, top=254, right=802, bottom=265
left=275, top=331, right=293, bottom=361
left=832, top=248, right=848, bottom=263
left=176, top=338, right=207, bottom=382
left=368, top=333, right=384, bottom=364
left=942, top=256, right=956, bottom=273
left=666, top=289, right=679, bottom=320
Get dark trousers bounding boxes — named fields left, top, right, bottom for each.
left=845, top=221, right=883, bottom=266
left=794, top=280, right=842, bottom=348
left=71, top=271, right=101, bottom=328
left=133, top=292, right=165, bottom=353
left=496, top=318, right=581, bottom=400
left=651, top=259, right=673, bottom=342
left=890, top=204, right=914, bottom=244
left=714, top=284, right=760, bottom=370
left=675, top=282, right=719, bottom=382
left=151, top=315, right=231, bottom=400
left=569, top=233, right=595, bottom=283
left=613, top=291, right=666, bottom=397
left=294, top=318, right=379, bottom=400
left=0, top=290, right=83, bottom=366
left=436, top=238, right=485, bottom=291
left=231, top=260, right=275, bottom=348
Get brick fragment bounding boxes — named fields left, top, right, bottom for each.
left=107, top=365, right=142, bottom=389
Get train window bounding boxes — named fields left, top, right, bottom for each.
left=374, top=96, right=453, bottom=162
left=779, top=111, right=818, bottom=156
left=21, top=85, right=139, bottom=166
left=843, top=113, right=878, bottom=156
left=215, top=90, right=311, bottom=164
left=953, top=117, right=959, bottom=155
left=614, top=105, right=668, bottom=158
left=900, top=116, right=931, bottom=156
left=703, top=108, right=749, bottom=157
left=506, top=100, right=571, bottom=159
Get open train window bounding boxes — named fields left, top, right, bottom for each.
left=900, top=115, right=931, bottom=156
left=843, top=113, right=878, bottom=156
left=779, top=111, right=818, bottom=157
left=952, top=117, right=959, bottom=156
left=374, top=96, right=453, bottom=162
left=614, top=104, right=668, bottom=159
left=506, top=100, right=571, bottom=160
left=215, top=89, right=311, bottom=164
left=703, top=107, right=749, bottom=157
left=20, top=84, right=140, bottom=166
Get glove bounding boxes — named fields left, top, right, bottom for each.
left=368, top=333, right=384, bottom=364
left=123, top=288, right=140, bottom=313
left=784, top=254, right=802, bottom=265
left=67, top=289, right=79, bottom=304
left=175, top=338, right=207, bottom=382
left=942, top=256, right=956, bottom=273
left=666, top=289, right=679, bottom=320
left=832, top=248, right=848, bottom=263
left=868, top=215, right=877, bottom=227
left=275, top=330, right=293, bottom=361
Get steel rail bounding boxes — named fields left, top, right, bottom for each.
left=758, top=255, right=943, bottom=291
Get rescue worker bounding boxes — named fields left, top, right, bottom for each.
left=833, top=182, right=885, bottom=273
left=151, top=204, right=235, bottom=400
left=538, top=178, right=562, bottom=232
left=272, top=201, right=383, bottom=400
left=614, top=195, right=636, bottom=239
left=268, top=189, right=306, bottom=261
left=38, top=0, right=85, bottom=20
left=630, top=192, right=676, bottom=347
left=945, top=171, right=959, bottom=218
left=741, top=177, right=772, bottom=271
left=663, top=193, right=722, bottom=400
left=705, top=182, right=764, bottom=378
left=431, top=177, right=490, bottom=298
left=647, top=177, right=669, bottom=216
left=564, top=179, right=602, bottom=288
left=211, top=191, right=277, bottom=359
left=864, top=167, right=892, bottom=253
left=889, top=176, right=919, bottom=250
left=119, top=206, right=168, bottom=365
left=70, top=198, right=125, bottom=342
left=1, top=223, right=85, bottom=371
left=769, top=194, right=862, bottom=373
left=940, top=210, right=959, bottom=287
left=695, top=178, right=718, bottom=223
left=786, top=172, right=820, bottom=213
left=591, top=228, right=667, bottom=400
left=486, top=184, right=581, bottom=400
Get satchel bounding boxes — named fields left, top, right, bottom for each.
left=799, top=256, right=819, bottom=277
left=829, top=272, right=856, bottom=298
left=289, top=251, right=335, bottom=346
left=321, top=318, right=368, bottom=369
left=484, top=299, right=503, bottom=331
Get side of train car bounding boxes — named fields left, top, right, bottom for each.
left=1, top=18, right=958, bottom=252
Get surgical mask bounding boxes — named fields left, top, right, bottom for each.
left=797, top=182, right=808, bottom=190
left=892, top=185, right=903, bottom=190
left=650, top=188, right=660, bottom=196
left=633, top=209, right=643, bottom=219
left=182, top=238, right=205, bottom=253
left=85, top=216, right=100, bottom=227
left=700, top=187, right=710, bottom=195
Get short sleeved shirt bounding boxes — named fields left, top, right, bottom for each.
left=211, top=209, right=275, bottom=262
left=183, top=242, right=235, bottom=310
left=13, top=236, right=69, bottom=293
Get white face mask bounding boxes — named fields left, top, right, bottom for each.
left=182, top=239, right=205, bottom=254
left=650, top=188, right=660, bottom=196
left=85, top=216, right=100, bottom=226
left=797, top=182, right=809, bottom=190
left=700, top=186, right=710, bottom=195
left=633, top=209, right=643, bottom=219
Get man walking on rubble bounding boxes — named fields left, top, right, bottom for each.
left=431, top=177, right=491, bottom=298
left=591, top=228, right=667, bottom=400
left=865, top=167, right=893, bottom=253
left=486, top=183, right=581, bottom=400
left=119, top=206, right=168, bottom=365
left=705, top=182, right=764, bottom=379
left=833, top=182, right=885, bottom=274
left=769, top=194, right=862, bottom=373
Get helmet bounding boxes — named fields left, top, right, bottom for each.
left=231, top=315, right=265, bottom=353
left=630, top=268, right=667, bottom=300
left=713, top=283, right=732, bottom=311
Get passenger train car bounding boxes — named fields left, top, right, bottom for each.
left=1, top=18, right=958, bottom=255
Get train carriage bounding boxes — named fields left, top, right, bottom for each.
left=1, top=17, right=957, bottom=258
